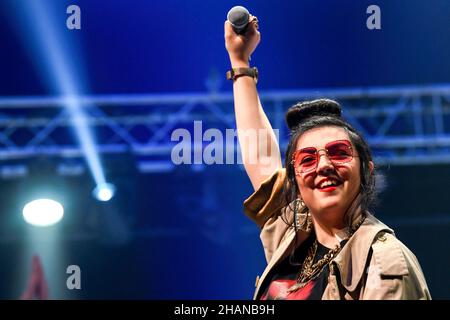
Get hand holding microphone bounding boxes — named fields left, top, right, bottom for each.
left=224, top=6, right=260, bottom=67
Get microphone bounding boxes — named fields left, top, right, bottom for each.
left=227, top=6, right=250, bottom=34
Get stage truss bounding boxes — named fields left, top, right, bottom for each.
left=0, top=84, right=449, bottom=174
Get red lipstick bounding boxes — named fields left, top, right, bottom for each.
left=318, top=186, right=337, bottom=192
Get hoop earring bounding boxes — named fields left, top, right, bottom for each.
left=293, top=198, right=312, bottom=232
left=293, top=198, right=301, bottom=231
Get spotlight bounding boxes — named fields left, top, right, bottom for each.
left=93, top=183, right=116, bottom=202
left=23, top=199, right=64, bottom=227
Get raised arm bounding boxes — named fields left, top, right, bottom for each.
left=224, top=17, right=282, bottom=190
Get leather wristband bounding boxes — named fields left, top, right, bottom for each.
left=226, top=67, right=258, bottom=83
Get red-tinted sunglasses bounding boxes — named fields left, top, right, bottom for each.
left=291, top=139, right=356, bottom=174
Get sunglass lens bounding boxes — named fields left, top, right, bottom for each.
left=295, top=148, right=317, bottom=172
left=328, top=142, right=352, bottom=161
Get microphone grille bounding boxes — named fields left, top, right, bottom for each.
left=227, top=6, right=249, bottom=28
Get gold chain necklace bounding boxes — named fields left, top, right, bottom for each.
left=287, top=240, right=341, bottom=293
left=286, top=216, right=366, bottom=294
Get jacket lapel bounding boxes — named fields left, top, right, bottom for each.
left=332, top=214, right=394, bottom=292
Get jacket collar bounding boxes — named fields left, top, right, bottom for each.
left=333, top=213, right=394, bottom=292
left=254, top=213, right=393, bottom=298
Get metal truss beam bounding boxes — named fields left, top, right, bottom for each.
left=0, top=84, right=450, bottom=170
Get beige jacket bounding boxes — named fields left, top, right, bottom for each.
left=244, top=169, right=431, bottom=300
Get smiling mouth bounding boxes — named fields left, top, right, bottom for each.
left=316, top=179, right=343, bottom=190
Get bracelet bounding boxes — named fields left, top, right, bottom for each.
left=226, top=67, right=258, bottom=83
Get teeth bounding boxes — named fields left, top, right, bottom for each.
left=320, top=180, right=337, bottom=188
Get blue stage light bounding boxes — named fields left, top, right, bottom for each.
left=11, top=0, right=111, bottom=197
left=92, top=183, right=116, bottom=202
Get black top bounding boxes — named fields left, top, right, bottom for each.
left=259, top=236, right=333, bottom=300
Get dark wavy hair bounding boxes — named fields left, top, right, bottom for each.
left=281, top=99, right=377, bottom=229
